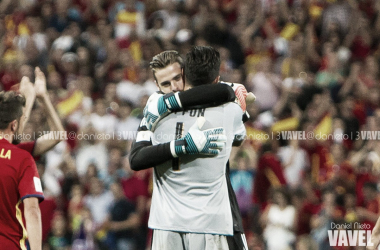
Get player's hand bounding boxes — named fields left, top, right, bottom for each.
left=221, top=81, right=248, bottom=112
left=34, top=67, right=47, bottom=98
left=143, top=92, right=182, bottom=131
left=19, top=76, right=36, bottom=102
left=367, top=233, right=380, bottom=249
left=171, top=117, right=227, bottom=156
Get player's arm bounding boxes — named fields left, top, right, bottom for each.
left=232, top=103, right=247, bottom=147
left=178, top=83, right=235, bottom=108
left=144, top=83, right=246, bottom=130
left=106, top=213, right=140, bottom=231
left=23, top=197, right=42, bottom=250
left=232, top=124, right=246, bottom=147
left=130, top=83, right=247, bottom=170
left=368, top=216, right=380, bottom=249
left=129, top=118, right=226, bottom=171
left=129, top=129, right=173, bottom=171
left=232, top=135, right=245, bottom=147
left=33, top=67, right=66, bottom=156
left=18, top=76, right=36, bottom=134
left=18, top=155, right=44, bottom=250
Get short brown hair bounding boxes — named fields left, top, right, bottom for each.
left=0, top=91, right=26, bottom=129
left=149, top=50, right=184, bottom=80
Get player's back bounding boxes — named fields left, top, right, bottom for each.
left=0, top=138, right=43, bottom=249
left=149, top=102, right=245, bottom=235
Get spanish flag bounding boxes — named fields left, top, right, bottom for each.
left=314, top=114, right=332, bottom=140
left=56, top=90, right=84, bottom=118
left=271, top=117, right=299, bottom=133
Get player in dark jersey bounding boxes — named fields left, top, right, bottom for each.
left=0, top=91, right=44, bottom=250
left=16, top=67, right=65, bottom=157
left=129, top=49, right=249, bottom=249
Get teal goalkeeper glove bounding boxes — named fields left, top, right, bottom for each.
left=170, top=117, right=227, bottom=157
left=143, top=92, right=182, bottom=131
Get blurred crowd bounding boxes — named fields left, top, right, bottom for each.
left=1, top=0, right=380, bottom=249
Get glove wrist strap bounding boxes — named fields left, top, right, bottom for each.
left=163, top=92, right=182, bottom=111
left=170, top=139, right=187, bottom=157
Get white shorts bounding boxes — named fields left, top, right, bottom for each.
left=151, top=229, right=248, bottom=250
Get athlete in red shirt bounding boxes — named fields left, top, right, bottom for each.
left=15, top=69, right=66, bottom=243
left=0, top=91, right=44, bottom=250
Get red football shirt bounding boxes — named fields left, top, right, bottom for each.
left=16, top=141, right=41, bottom=161
left=0, top=138, right=44, bottom=250
left=16, top=141, right=35, bottom=155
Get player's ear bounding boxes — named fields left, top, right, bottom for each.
left=212, top=76, right=220, bottom=84
left=10, top=120, right=18, bottom=133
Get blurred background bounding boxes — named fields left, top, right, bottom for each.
left=1, top=0, right=379, bottom=249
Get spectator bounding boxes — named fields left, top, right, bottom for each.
left=247, top=57, right=281, bottom=112
left=102, top=182, right=140, bottom=250
left=115, top=101, right=141, bottom=141
left=75, top=126, right=109, bottom=176
left=356, top=182, right=380, bottom=230
left=261, top=188, right=296, bottom=250
left=278, top=139, right=309, bottom=188
left=47, top=212, right=72, bottom=250
left=310, top=189, right=343, bottom=250
left=83, top=177, right=113, bottom=227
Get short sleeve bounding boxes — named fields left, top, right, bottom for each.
left=16, top=141, right=35, bottom=155
left=18, top=156, right=44, bottom=202
left=16, top=141, right=40, bottom=161
left=233, top=106, right=246, bottom=141
left=234, top=122, right=246, bottom=140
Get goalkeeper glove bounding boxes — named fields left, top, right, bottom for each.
left=143, top=92, right=182, bottom=131
left=170, top=117, right=227, bottom=157
left=221, top=81, right=248, bottom=112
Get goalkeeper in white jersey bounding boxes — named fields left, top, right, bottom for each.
left=129, top=48, right=248, bottom=250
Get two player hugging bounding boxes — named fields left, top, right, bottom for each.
left=129, top=46, right=252, bottom=250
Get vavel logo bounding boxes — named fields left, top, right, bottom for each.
left=328, top=222, right=374, bottom=247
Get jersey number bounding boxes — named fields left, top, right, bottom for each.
left=172, top=122, right=183, bottom=171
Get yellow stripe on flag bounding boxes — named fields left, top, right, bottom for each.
left=314, top=115, right=332, bottom=140
left=271, top=117, right=299, bottom=132
left=57, top=90, right=84, bottom=117
left=15, top=200, right=27, bottom=250
left=116, top=10, right=138, bottom=24
left=130, top=41, right=142, bottom=63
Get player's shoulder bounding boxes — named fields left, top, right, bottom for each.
left=146, top=91, right=164, bottom=103
left=12, top=143, right=35, bottom=161
left=16, top=141, right=35, bottom=152
left=223, top=102, right=244, bottom=114
left=0, top=142, right=34, bottom=170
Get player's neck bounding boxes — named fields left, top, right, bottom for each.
left=0, top=130, right=14, bottom=143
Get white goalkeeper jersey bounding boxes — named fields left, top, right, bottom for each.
left=149, top=103, right=246, bottom=235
